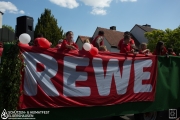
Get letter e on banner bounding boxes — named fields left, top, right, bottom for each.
left=63, top=56, right=90, bottom=97
left=134, top=59, right=152, bottom=93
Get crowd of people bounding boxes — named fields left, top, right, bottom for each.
left=33, top=30, right=177, bottom=56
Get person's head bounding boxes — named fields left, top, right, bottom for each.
left=66, top=31, right=73, bottom=41
left=58, top=39, right=63, bottom=44
left=98, top=31, right=104, bottom=36
left=83, top=39, right=90, bottom=43
left=124, top=31, right=131, bottom=36
left=156, top=41, right=164, bottom=49
left=156, top=41, right=164, bottom=54
left=37, top=33, right=43, bottom=38
left=124, top=35, right=131, bottom=44
left=140, top=43, right=147, bottom=50
left=99, top=45, right=107, bottom=51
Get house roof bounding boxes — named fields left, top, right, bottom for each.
left=135, top=24, right=157, bottom=32
left=76, top=35, right=93, bottom=43
left=0, top=11, right=4, bottom=15
left=131, top=34, right=140, bottom=47
left=96, top=27, right=124, bottom=47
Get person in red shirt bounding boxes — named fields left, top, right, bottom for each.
left=139, top=43, right=151, bottom=55
left=153, top=41, right=168, bottom=55
left=168, top=48, right=176, bottom=56
left=60, top=31, right=78, bottom=51
left=120, top=35, right=134, bottom=53
left=118, top=31, right=135, bottom=50
left=56, top=39, right=63, bottom=48
left=91, top=31, right=105, bottom=50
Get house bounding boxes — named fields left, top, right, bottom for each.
left=0, top=11, right=3, bottom=29
left=76, top=24, right=157, bottom=52
left=76, top=26, right=126, bottom=53
left=130, top=24, right=157, bottom=45
left=91, top=26, right=124, bottom=52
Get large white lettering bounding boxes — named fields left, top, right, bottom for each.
left=92, top=58, right=132, bottom=96
left=63, top=56, right=90, bottom=97
left=134, top=59, right=152, bottom=93
left=23, top=52, right=59, bottom=96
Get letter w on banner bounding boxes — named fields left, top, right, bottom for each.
left=19, top=46, right=157, bottom=109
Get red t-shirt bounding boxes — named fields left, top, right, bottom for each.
left=60, top=39, right=78, bottom=51
left=118, top=39, right=135, bottom=49
left=92, top=35, right=104, bottom=47
left=153, top=47, right=168, bottom=55
left=120, top=43, right=132, bottom=53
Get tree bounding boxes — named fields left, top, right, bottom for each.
left=34, top=9, right=65, bottom=47
left=2, top=25, right=15, bottom=33
left=145, top=26, right=180, bottom=54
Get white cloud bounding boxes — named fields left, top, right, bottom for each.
left=49, top=0, right=137, bottom=15
left=120, top=0, right=137, bottom=2
left=19, top=10, right=25, bottom=14
left=80, top=0, right=112, bottom=8
left=80, top=0, right=112, bottom=15
left=91, top=8, right=106, bottom=15
left=49, top=0, right=79, bottom=9
left=0, top=1, right=25, bottom=14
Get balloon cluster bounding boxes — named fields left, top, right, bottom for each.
left=18, top=33, right=51, bottom=49
left=83, top=43, right=98, bottom=56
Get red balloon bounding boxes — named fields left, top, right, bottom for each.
left=38, top=38, right=50, bottom=49
left=90, top=47, right=98, bottom=56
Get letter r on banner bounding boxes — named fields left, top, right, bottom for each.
left=23, top=52, right=59, bottom=96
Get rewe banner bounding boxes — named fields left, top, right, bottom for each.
left=19, top=46, right=157, bottom=109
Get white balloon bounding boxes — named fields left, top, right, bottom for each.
left=19, top=33, right=31, bottom=44
left=83, top=43, right=92, bottom=51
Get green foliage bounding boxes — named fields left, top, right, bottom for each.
left=34, top=8, right=65, bottom=47
left=0, top=41, right=24, bottom=111
left=145, top=26, right=180, bottom=54
left=2, top=25, right=15, bottom=33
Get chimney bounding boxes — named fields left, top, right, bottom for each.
left=0, top=11, right=3, bottom=29
left=143, top=24, right=151, bottom=28
left=110, top=26, right=116, bottom=30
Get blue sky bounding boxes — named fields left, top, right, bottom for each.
left=0, top=0, right=180, bottom=41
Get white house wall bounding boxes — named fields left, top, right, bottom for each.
left=0, top=13, right=2, bottom=28
left=76, top=38, right=83, bottom=50
left=131, top=26, right=149, bottom=44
